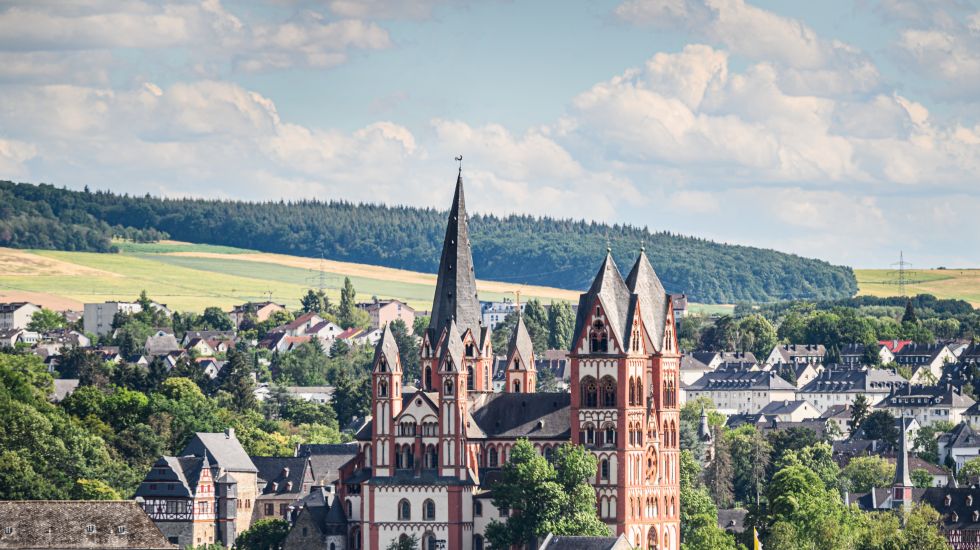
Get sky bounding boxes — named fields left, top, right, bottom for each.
left=0, top=0, right=979, bottom=269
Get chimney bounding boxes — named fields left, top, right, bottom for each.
left=225, top=427, right=235, bottom=439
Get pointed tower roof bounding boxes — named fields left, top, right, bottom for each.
left=428, top=171, right=482, bottom=342
left=895, top=415, right=912, bottom=488
left=571, top=251, right=632, bottom=351
left=373, top=323, right=400, bottom=372
left=626, top=248, right=669, bottom=353
left=439, top=319, right=466, bottom=373
left=699, top=406, right=712, bottom=442
left=507, top=314, right=535, bottom=369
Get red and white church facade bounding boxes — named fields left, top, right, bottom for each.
left=338, top=171, right=681, bottom=550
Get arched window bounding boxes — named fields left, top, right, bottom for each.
left=346, top=499, right=352, bottom=517
left=474, top=534, right=485, bottom=550
left=581, top=377, right=598, bottom=408
left=445, top=378, right=454, bottom=395
left=600, top=458, right=610, bottom=480
left=397, top=499, right=411, bottom=520
left=424, top=366, right=432, bottom=390
left=350, top=527, right=361, bottom=550
left=425, top=445, right=438, bottom=469
left=590, top=320, right=608, bottom=353
left=489, top=447, right=499, bottom=468
left=637, top=381, right=644, bottom=406
left=423, top=499, right=436, bottom=521
left=466, top=343, right=475, bottom=356
left=583, top=424, right=596, bottom=445
left=379, top=358, right=388, bottom=372
left=514, top=380, right=521, bottom=393
left=600, top=376, right=616, bottom=407
left=423, top=532, right=436, bottom=550
left=474, top=501, right=483, bottom=516
left=467, top=366, right=475, bottom=390
left=629, top=378, right=636, bottom=405
left=544, top=446, right=554, bottom=462
left=378, top=380, right=388, bottom=398
left=604, top=426, right=616, bottom=446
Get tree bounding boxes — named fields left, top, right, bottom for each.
left=201, top=307, right=233, bottom=331
left=216, top=350, right=258, bottom=413
left=902, top=504, right=953, bottom=550
left=389, top=319, right=420, bottom=382
left=385, top=535, right=419, bottom=550
left=547, top=300, right=575, bottom=351
left=849, top=394, right=870, bottom=434
left=911, top=468, right=934, bottom=489
left=275, top=342, right=328, bottom=386
left=485, top=440, right=606, bottom=549
left=338, top=277, right=359, bottom=329
left=767, top=464, right=849, bottom=549
left=914, top=421, right=955, bottom=464
left=27, top=308, right=66, bottom=333
left=234, top=518, right=289, bottom=550
left=902, top=299, right=918, bottom=324
left=842, top=456, right=895, bottom=493
left=301, top=289, right=324, bottom=314
left=861, top=410, right=899, bottom=447
left=728, top=426, right=771, bottom=504
left=331, top=369, right=365, bottom=428
left=738, top=314, right=777, bottom=359
left=72, top=478, right=122, bottom=500
left=704, top=426, right=734, bottom=508
left=958, top=457, right=980, bottom=484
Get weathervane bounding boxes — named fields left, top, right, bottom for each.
left=455, top=155, right=463, bottom=173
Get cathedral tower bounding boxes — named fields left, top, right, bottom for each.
left=370, top=324, right=402, bottom=477
left=505, top=313, right=536, bottom=393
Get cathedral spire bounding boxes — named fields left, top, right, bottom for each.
left=626, top=247, right=669, bottom=352
left=428, top=170, right=482, bottom=341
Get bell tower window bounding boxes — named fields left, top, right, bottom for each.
left=589, top=320, right=608, bottom=353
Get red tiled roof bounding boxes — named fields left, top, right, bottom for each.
left=880, top=339, right=913, bottom=353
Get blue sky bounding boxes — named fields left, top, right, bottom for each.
left=0, top=0, right=978, bottom=268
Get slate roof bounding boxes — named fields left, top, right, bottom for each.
left=758, top=399, right=814, bottom=416
left=537, top=534, right=631, bottom=550
left=687, top=370, right=796, bottom=391
left=939, top=422, right=980, bottom=449
left=882, top=384, right=975, bottom=409
left=296, top=443, right=360, bottom=485
left=373, top=323, right=400, bottom=371
left=134, top=456, right=206, bottom=499
left=427, top=172, right=482, bottom=342
left=439, top=319, right=465, bottom=373
left=294, top=488, right=347, bottom=537
left=144, top=334, right=180, bottom=356
left=0, top=500, right=175, bottom=549
left=772, top=344, right=826, bottom=360
left=506, top=314, right=535, bottom=368
left=894, top=343, right=949, bottom=360
left=799, top=368, right=907, bottom=394
left=572, top=252, right=633, bottom=353
left=252, top=456, right=311, bottom=496
left=625, top=249, right=669, bottom=353
left=469, top=392, right=571, bottom=439
left=717, top=508, right=748, bottom=534
left=180, top=431, right=257, bottom=473
left=51, top=378, right=80, bottom=402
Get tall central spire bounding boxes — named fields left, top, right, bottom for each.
left=428, top=170, right=482, bottom=340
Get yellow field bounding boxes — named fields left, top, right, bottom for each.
left=855, top=269, right=980, bottom=307
left=0, top=242, right=580, bottom=312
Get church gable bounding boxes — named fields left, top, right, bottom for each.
left=396, top=391, right=439, bottom=424
left=572, top=296, right=628, bottom=355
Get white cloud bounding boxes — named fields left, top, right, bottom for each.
left=326, top=0, right=451, bottom=20
left=0, top=137, right=36, bottom=177
left=614, top=0, right=880, bottom=96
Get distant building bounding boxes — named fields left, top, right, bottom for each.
left=938, top=422, right=980, bottom=473
left=181, top=330, right=236, bottom=347
left=356, top=299, right=415, bottom=330
left=879, top=384, right=975, bottom=427
left=765, top=344, right=826, bottom=367
left=756, top=399, right=822, bottom=422
left=798, top=368, right=907, bottom=414
left=277, top=313, right=324, bottom=337
left=680, top=351, right=757, bottom=385
left=0, top=500, right=175, bottom=549
left=84, top=302, right=142, bottom=337
left=284, top=386, right=335, bottom=404
left=893, top=344, right=957, bottom=384
left=670, top=294, right=688, bottom=326
left=685, top=370, right=797, bottom=414
left=145, top=331, right=181, bottom=357
left=0, top=328, right=38, bottom=347
left=229, top=301, right=286, bottom=329
left=281, top=486, right=349, bottom=550
left=840, top=343, right=894, bottom=366
left=0, top=302, right=41, bottom=331
left=252, top=456, right=316, bottom=522
left=480, top=300, right=524, bottom=332
left=51, top=378, right=81, bottom=402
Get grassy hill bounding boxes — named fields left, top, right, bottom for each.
left=855, top=268, right=980, bottom=307
left=0, top=240, right=731, bottom=314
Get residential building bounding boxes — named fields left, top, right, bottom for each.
left=820, top=405, right=853, bottom=439
left=252, top=457, right=316, bottom=522
left=879, top=384, right=975, bottom=427
left=756, top=399, right=822, bottom=422
left=764, top=344, right=826, bottom=367
left=229, top=301, right=286, bottom=329
left=295, top=443, right=360, bottom=486
left=357, top=299, right=416, bottom=330
left=480, top=300, right=524, bottom=332
left=51, top=378, right=81, bottom=402
left=145, top=330, right=181, bottom=356
left=685, top=370, right=797, bottom=415
left=893, top=343, right=957, bottom=384
left=768, top=362, right=820, bottom=389
left=537, top=534, right=633, bottom=549
left=308, top=321, right=343, bottom=344
left=0, top=328, right=37, bottom=347
left=840, top=343, right=894, bottom=366
left=880, top=340, right=913, bottom=355
left=181, top=330, right=236, bottom=347
left=352, top=328, right=383, bottom=347
left=680, top=351, right=757, bottom=385
left=84, top=301, right=142, bottom=337
left=281, top=486, right=349, bottom=550
left=0, top=500, right=175, bottom=549
left=670, top=293, right=688, bottom=326
left=284, top=386, right=335, bottom=404
left=137, top=429, right=259, bottom=547
left=939, top=422, right=980, bottom=473
left=277, top=312, right=325, bottom=337
left=0, top=301, right=40, bottom=330
left=798, top=368, right=908, bottom=414
left=308, top=173, right=681, bottom=550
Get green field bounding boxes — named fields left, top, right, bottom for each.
left=0, top=242, right=579, bottom=312
left=855, top=268, right=980, bottom=307
left=0, top=241, right=734, bottom=315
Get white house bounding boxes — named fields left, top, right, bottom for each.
left=765, top=344, right=825, bottom=367
left=0, top=302, right=41, bottom=331
left=893, top=344, right=957, bottom=384
left=878, top=385, right=976, bottom=428
left=756, top=399, right=822, bottom=422
left=797, top=368, right=908, bottom=414
left=685, top=370, right=797, bottom=415
left=938, top=422, right=980, bottom=473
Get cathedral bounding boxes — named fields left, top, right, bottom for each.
left=338, top=171, right=680, bottom=549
